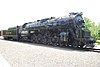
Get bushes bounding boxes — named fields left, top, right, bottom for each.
left=96, top=40, right=100, bottom=44
left=84, top=17, right=100, bottom=40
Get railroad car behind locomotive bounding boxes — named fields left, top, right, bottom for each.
left=3, top=12, right=96, bottom=48
left=0, top=30, right=3, bottom=36
left=2, top=26, right=19, bottom=40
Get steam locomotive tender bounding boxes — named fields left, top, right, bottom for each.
left=3, top=12, right=95, bottom=48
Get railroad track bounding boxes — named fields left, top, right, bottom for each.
left=83, top=48, right=100, bottom=53
left=18, top=40, right=100, bottom=53
left=1, top=39, right=100, bottom=53
left=66, top=46, right=100, bottom=53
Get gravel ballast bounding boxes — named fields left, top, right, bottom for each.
left=0, top=40, right=100, bottom=67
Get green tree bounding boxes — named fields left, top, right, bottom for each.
left=97, top=23, right=100, bottom=39
left=84, top=17, right=99, bottom=39
left=84, top=17, right=92, bottom=30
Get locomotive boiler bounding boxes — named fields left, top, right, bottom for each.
left=2, top=12, right=96, bottom=48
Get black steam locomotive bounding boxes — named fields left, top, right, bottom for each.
left=2, top=12, right=95, bottom=48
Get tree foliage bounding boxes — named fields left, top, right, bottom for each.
left=84, top=17, right=100, bottom=39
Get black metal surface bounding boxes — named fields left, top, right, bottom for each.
left=2, top=12, right=96, bottom=48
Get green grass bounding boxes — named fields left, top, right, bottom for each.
left=96, top=40, right=100, bottom=44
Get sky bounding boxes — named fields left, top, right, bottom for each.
left=0, top=0, right=100, bottom=30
